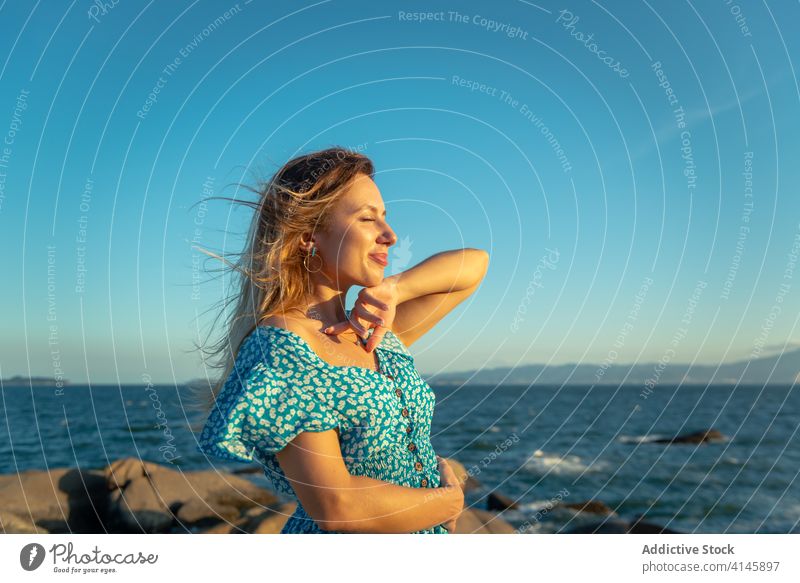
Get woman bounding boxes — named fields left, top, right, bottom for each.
left=194, top=146, right=489, bottom=533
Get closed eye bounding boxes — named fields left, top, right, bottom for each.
left=360, top=218, right=376, bottom=222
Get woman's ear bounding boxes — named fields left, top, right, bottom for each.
left=298, top=233, right=315, bottom=253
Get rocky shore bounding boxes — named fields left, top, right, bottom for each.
left=4, top=426, right=720, bottom=535
left=0, top=457, right=519, bottom=534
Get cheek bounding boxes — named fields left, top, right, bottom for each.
left=328, top=230, right=370, bottom=267
left=344, top=227, right=373, bottom=252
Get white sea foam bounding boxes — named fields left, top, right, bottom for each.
left=524, top=449, right=609, bottom=474
left=618, top=434, right=672, bottom=443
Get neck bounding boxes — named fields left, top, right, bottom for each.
left=287, top=289, right=350, bottom=327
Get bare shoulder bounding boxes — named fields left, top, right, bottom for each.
left=260, top=314, right=324, bottom=350
left=259, top=313, right=293, bottom=331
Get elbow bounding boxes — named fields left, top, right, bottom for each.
left=464, top=247, right=489, bottom=263
left=470, top=248, right=490, bottom=284
left=467, top=248, right=489, bottom=272
left=478, top=249, right=489, bottom=270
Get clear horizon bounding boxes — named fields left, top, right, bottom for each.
left=2, top=341, right=797, bottom=385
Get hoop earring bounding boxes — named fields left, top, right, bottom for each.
left=303, top=246, right=323, bottom=273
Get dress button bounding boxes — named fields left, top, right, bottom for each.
left=407, top=442, right=416, bottom=452
left=421, top=478, right=428, bottom=487
left=395, top=388, right=403, bottom=398
left=405, top=425, right=413, bottom=434
left=401, top=407, right=409, bottom=417
left=414, top=461, right=423, bottom=471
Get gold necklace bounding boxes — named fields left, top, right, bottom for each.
left=284, top=306, right=362, bottom=346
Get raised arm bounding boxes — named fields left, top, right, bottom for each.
left=387, top=248, right=489, bottom=347
left=275, top=429, right=463, bottom=533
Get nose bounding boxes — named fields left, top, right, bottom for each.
left=381, top=222, right=397, bottom=246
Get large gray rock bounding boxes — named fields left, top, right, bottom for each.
left=175, top=498, right=240, bottom=530
left=105, top=457, right=278, bottom=533
left=649, top=429, right=726, bottom=444
left=1, top=510, right=50, bottom=534
left=199, top=502, right=297, bottom=534
left=486, top=491, right=519, bottom=511
left=443, top=458, right=482, bottom=492
left=107, top=472, right=175, bottom=533
left=0, top=467, right=107, bottom=533
left=560, top=500, right=615, bottom=515
left=1, top=456, right=508, bottom=534
left=564, top=516, right=681, bottom=534
left=565, top=518, right=631, bottom=533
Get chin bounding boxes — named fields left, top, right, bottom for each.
left=362, top=270, right=385, bottom=286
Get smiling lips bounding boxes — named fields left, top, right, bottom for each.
left=369, top=253, right=388, bottom=267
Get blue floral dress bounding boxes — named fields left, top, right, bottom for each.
left=196, top=310, right=448, bottom=534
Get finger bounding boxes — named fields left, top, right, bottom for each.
left=359, top=291, right=390, bottom=311
left=347, top=316, right=369, bottom=339
left=365, top=327, right=386, bottom=353
left=357, top=293, right=388, bottom=313
left=354, top=301, right=384, bottom=326
left=328, top=318, right=367, bottom=341
left=323, top=321, right=350, bottom=335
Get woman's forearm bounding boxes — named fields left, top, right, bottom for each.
left=324, top=474, right=462, bottom=533
left=386, top=248, right=488, bottom=304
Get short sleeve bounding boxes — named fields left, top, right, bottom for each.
left=196, top=361, right=340, bottom=462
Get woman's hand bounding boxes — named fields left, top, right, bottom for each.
left=323, top=277, right=400, bottom=352
left=436, top=455, right=464, bottom=533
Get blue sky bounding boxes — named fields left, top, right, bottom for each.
left=1, top=0, right=798, bottom=384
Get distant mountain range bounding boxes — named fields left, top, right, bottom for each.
left=1, top=376, right=69, bottom=387
left=6, top=348, right=799, bottom=388
left=421, top=348, right=800, bottom=386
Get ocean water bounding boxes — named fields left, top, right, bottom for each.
left=1, top=383, right=797, bottom=534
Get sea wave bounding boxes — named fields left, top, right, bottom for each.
left=523, top=449, right=610, bottom=474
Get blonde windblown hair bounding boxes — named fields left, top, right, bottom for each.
left=188, top=146, right=374, bottom=428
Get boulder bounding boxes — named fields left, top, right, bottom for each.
left=650, top=429, right=726, bottom=444
left=107, top=473, right=174, bottom=533
left=560, top=500, right=615, bottom=515
left=0, top=467, right=107, bottom=533
left=239, top=502, right=297, bottom=534
left=441, top=457, right=481, bottom=492
left=453, top=508, right=517, bottom=534
left=104, top=458, right=162, bottom=489
left=486, top=491, right=519, bottom=511
left=150, top=468, right=278, bottom=510
left=1, top=510, right=50, bottom=534
left=565, top=518, right=631, bottom=533
left=105, top=457, right=279, bottom=533
left=175, top=498, right=240, bottom=530
left=1, top=456, right=512, bottom=535
left=628, top=514, right=682, bottom=533
left=199, top=502, right=296, bottom=534
left=564, top=515, right=681, bottom=534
